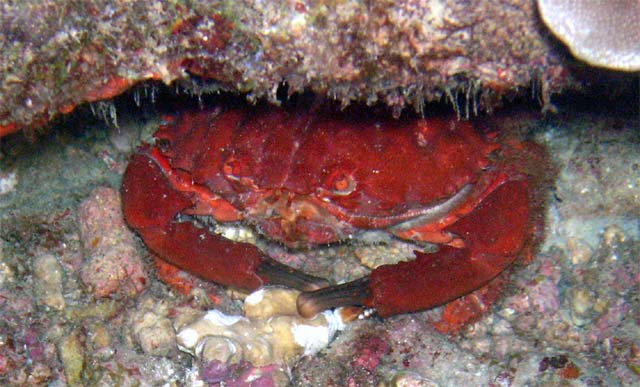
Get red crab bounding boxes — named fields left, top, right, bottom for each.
left=121, top=105, right=539, bottom=318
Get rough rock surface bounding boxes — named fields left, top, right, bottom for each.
left=0, top=0, right=600, bottom=136
left=78, top=186, right=148, bottom=298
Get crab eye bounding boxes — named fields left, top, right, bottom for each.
left=334, top=176, right=350, bottom=191
left=222, top=155, right=252, bottom=181
left=326, top=170, right=356, bottom=196
left=222, top=162, right=234, bottom=176
left=155, top=138, right=171, bottom=151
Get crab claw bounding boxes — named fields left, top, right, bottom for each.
left=297, top=178, right=530, bottom=318
left=122, top=149, right=328, bottom=293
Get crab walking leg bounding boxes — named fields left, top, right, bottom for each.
left=122, top=152, right=328, bottom=292
left=298, top=179, right=530, bottom=318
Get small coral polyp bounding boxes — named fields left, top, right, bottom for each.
left=121, top=104, right=540, bottom=321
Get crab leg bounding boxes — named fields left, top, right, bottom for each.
left=298, top=178, right=530, bottom=318
left=121, top=151, right=327, bottom=292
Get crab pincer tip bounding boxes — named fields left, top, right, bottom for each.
left=297, top=277, right=372, bottom=318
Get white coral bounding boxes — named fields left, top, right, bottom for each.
left=176, top=287, right=348, bottom=367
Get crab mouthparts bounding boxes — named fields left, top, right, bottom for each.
left=248, top=192, right=353, bottom=247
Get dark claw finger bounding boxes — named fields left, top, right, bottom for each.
left=256, top=258, right=330, bottom=291
left=297, top=277, right=371, bottom=318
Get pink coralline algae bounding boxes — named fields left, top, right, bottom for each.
left=77, top=186, right=147, bottom=298
left=200, top=360, right=283, bottom=387
left=502, top=255, right=561, bottom=320
left=351, top=333, right=391, bottom=372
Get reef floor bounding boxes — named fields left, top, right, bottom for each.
left=0, top=92, right=638, bottom=386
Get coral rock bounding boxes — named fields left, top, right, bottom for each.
left=77, top=187, right=147, bottom=298
left=177, top=287, right=347, bottom=368
left=538, top=0, right=640, bottom=71
left=128, top=297, right=176, bottom=357
left=33, top=252, right=66, bottom=311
